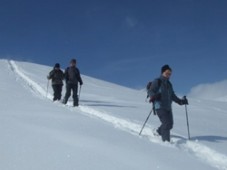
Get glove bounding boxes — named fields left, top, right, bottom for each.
left=80, top=82, right=83, bottom=86
left=149, top=96, right=155, bottom=103
left=181, top=96, right=188, bottom=105
left=47, top=76, right=50, bottom=80
left=149, top=93, right=161, bottom=103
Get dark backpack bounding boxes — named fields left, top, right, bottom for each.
left=65, top=67, right=78, bottom=83
left=146, top=78, right=161, bottom=99
left=146, top=78, right=162, bottom=115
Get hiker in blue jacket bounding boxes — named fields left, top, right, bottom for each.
left=150, top=64, right=188, bottom=142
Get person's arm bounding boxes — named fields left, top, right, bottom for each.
left=77, top=69, right=83, bottom=85
left=47, top=70, right=54, bottom=79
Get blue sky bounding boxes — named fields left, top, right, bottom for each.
left=1, top=0, right=226, bottom=94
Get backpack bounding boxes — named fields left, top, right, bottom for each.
left=65, top=67, right=78, bottom=83
left=146, top=78, right=162, bottom=115
left=146, top=78, right=161, bottom=99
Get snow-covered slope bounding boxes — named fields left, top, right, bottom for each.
left=1, top=59, right=227, bottom=170
left=188, top=80, right=227, bottom=102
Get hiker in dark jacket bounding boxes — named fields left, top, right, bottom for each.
left=62, top=59, right=83, bottom=106
left=150, top=64, right=188, bottom=142
left=47, top=63, right=64, bottom=101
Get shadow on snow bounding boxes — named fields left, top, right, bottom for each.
left=191, top=135, right=227, bottom=143
left=80, top=100, right=137, bottom=108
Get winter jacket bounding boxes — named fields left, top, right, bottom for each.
left=65, top=66, right=83, bottom=85
left=150, top=75, right=181, bottom=111
left=48, top=69, right=64, bottom=85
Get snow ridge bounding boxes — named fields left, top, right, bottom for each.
left=8, top=60, right=227, bottom=170
left=8, top=60, right=52, bottom=99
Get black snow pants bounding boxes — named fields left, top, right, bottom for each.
left=156, top=109, right=173, bottom=142
left=52, top=84, right=63, bottom=101
left=63, top=83, right=79, bottom=106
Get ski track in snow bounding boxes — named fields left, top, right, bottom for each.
left=8, top=60, right=227, bottom=170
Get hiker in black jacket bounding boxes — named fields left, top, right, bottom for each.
left=47, top=63, right=64, bottom=101
left=62, top=59, right=83, bottom=106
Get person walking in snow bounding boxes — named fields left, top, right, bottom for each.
left=62, top=59, right=83, bottom=107
left=47, top=63, right=64, bottom=101
left=149, top=64, right=188, bottom=142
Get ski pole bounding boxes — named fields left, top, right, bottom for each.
left=46, top=79, right=50, bottom=98
left=184, top=96, right=190, bottom=140
left=78, top=85, right=82, bottom=100
left=139, top=109, right=153, bottom=135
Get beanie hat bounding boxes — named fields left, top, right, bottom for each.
left=161, top=64, right=171, bottom=73
left=70, top=59, right=76, bottom=64
left=54, top=63, right=60, bottom=68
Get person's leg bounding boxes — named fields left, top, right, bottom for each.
left=157, top=109, right=173, bottom=142
left=56, top=84, right=63, bottom=100
left=72, top=84, right=79, bottom=106
left=52, top=85, right=58, bottom=101
left=63, top=84, right=72, bottom=104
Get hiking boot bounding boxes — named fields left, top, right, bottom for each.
left=153, top=128, right=160, bottom=136
left=62, top=98, right=67, bottom=104
left=73, top=101, right=79, bottom=107
left=157, top=128, right=162, bottom=136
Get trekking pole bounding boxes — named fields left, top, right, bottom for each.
left=184, top=96, right=190, bottom=140
left=139, top=109, right=153, bottom=135
left=78, top=85, right=82, bottom=100
left=46, top=79, right=50, bottom=98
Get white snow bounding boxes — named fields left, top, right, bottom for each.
left=188, top=80, right=227, bottom=102
left=1, top=59, right=227, bottom=170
